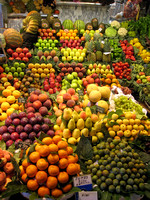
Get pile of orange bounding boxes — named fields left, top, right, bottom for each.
left=20, top=136, right=80, bottom=198
left=56, top=29, right=79, bottom=41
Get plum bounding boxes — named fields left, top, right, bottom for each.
left=37, top=131, right=42, bottom=138
left=44, top=118, right=51, bottom=124
left=18, top=112, right=26, bottom=119
left=12, top=118, right=21, bottom=126
left=20, top=117, right=28, bottom=126
left=33, top=124, right=41, bottom=133
left=2, top=133, right=11, bottom=142
left=41, top=124, right=49, bottom=132
left=16, top=125, right=24, bottom=134
left=24, top=139, right=32, bottom=145
left=24, top=124, right=32, bottom=133
left=34, top=112, right=41, bottom=117
left=10, top=112, right=18, bottom=120
left=27, top=112, right=35, bottom=119
left=20, top=132, right=28, bottom=140
left=36, top=116, right=44, bottom=124
left=6, top=140, right=14, bottom=147
left=29, top=117, right=37, bottom=125
left=29, top=132, right=36, bottom=140
left=11, top=132, right=20, bottom=141
left=39, top=106, right=48, bottom=116
left=5, top=117, right=12, bottom=127
left=7, top=126, right=15, bottom=134
left=0, top=126, right=7, bottom=134
left=47, top=130, right=55, bottom=137
left=15, top=139, right=22, bottom=147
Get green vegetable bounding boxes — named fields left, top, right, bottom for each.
left=105, top=27, right=117, bottom=38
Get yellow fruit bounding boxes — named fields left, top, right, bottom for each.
left=112, top=125, right=120, bottom=132
left=38, top=68, right=43, bottom=74
left=0, top=97, right=6, bottom=104
left=97, top=100, right=109, bottom=113
left=32, top=68, right=37, bottom=73
left=134, top=119, right=141, bottom=125
left=132, top=124, right=139, bottom=130
left=1, top=102, right=10, bottom=111
left=129, top=119, right=135, bottom=125
left=116, top=119, right=123, bottom=125
left=50, top=68, right=55, bottom=73
left=0, top=108, right=2, bottom=113
left=12, top=90, right=21, bottom=99
left=2, top=89, right=11, bottom=97
left=140, top=130, right=148, bottom=136
left=11, top=103, right=19, bottom=110
left=126, top=125, right=132, bottom=130
left=111, top=114, right=118, bottom=120
left=35, top=63, right=40, bottom=68
left=109, top=131, right=116, bottom=137
left=124, top=130, right=131, bottom=137
left=28, top=63, right=35, bottom=69
left=138, top=125, right=144, bottom=130
left=117, top=130, right=124, bottom=137
left=7, top=86, right=15, bottom=92
left=131, top=129, right=138, bottom=137
left=0, top=112, right=7, bottom=121
left=120, top=124, right=127, bottom=131
left=6, top=108, right=15, bottom=116
left=43, top=69, right=49, bottom=74
left=68, top=137, right=77, bottom=145
left=41, top=73, right=46, bottom=79
left=96, top=132, right=104, bottom=139
left=87, top=84, right=98, bottom=94
left=98, top=86, right=111, bottom=99
left=46, top=64, right=52, bottom=69
left=7, top=96, right=16, bottom=104
left=89, top=90, right=101, bottom=103
left=125, top=113, right=132, bottom=119
left=34, top=73, right=40, bottom=78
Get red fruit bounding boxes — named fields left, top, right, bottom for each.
left=33, top=100, right=42, bottom=110
left=7, top=48, right=14, bottom=55
left=16, top=47, right=22, bottom=54
left=19, top=53, right=25, bottom=58
left=83, top=80, right=88, bottom=87
left=16, top=57, right=21, bottom=60
left=48, top=88, right=54, bottom=94
left=30, top=94, right=39, bottom=103
left=0, top=66, right=4, bottom=73
left=26, top=52, right=32, bottom=58
left=94, top=78, right=100, bottom=84
left=44, top=84, right=50, bottom=91
left=22, top=47, right=29, bottom=54
left=9, top=57, right=14, bottom=61
left=12, top=52, right=18, bottom=58
left=22, top=57, right=29, bottom=62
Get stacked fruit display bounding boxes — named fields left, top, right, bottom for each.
left=86, top=138, right=147, bottom=193
left=0, top=86, right=22, bottom=121
left=20, top=136, right=80, bottom=198
left=35, top=49, right=59, bottom=63
left=28, top=62, right=55, bottom=79
left=61, top=48, right=86, bottom=62
left=136, top=72, right=150, bottom=84
left=56, top=29, right=79, bottom=41
left=7, top=47, right=31, bottom=62
left=112, top=62, right=132, bottom=80
left=38, top=29, right=56, bottom=40
left=3, top=62, right=26, bottom=79
left=0, top=66, right=4, bottom=80
left=0, top=148, right=14, bottom=191
left=60, top=38, right=84, bottom=49
left=120, top=40, right=135, bottom=61
left=35, top=38, right=59, bottom=51
left=86, top=63, right=113, bottom=76
left=58, top=62, right=86, bottom=78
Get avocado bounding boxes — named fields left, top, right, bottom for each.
left=91, top=18, right=98, bottom=30
left=98, top=23, right=105, bottom=33
left=85, top=23, right=93, bottom=31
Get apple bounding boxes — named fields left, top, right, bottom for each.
left=22, top=57, right=29, bottom=62
left=78, top=56, right=83, bottom=62
left=12, top=52, right=18, bottom=58
left=7, top=48, right=13, bottom=55
left=16, top=47, right=22, bottom=53
left=22, top=47, right=29, bottom=54
left=26, top=52, right=32, bottom=58
left=9, top=57, right=14, bottom=61
left=19, top=53, right=25, bottom=58
left=76, top=52, right=80, bottom=57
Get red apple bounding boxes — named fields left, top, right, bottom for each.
left=9, top=57, right=14, bottom=61
left=48, top=88, right=53, bottom=94
left=12, top=52, right=18, bottom=58
left=19, top=53, right=25, bottom=58
left=7, top=48, right=13, bottom=55
left=22, top=47, right=29, bottom=54
left=22, top=57, right=29, bottom=62
left=16, top=47, right=22, bottom=54
left=26, top=52, right=32, bottom=58
left=16, top=57, right=21, bottom=60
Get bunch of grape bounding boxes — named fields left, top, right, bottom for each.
left=85, top=138, right=147, bottom=193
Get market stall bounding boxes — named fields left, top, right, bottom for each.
left=0, top=0, right=150, bottom=199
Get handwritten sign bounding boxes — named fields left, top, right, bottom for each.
left=78, top=191, right=98, bottom=200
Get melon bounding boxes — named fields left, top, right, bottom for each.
left=87, top=84, right=98, bottom=94
left=74, top=20, right=85, bottom=31
left=98, top=86, right=111, bottom=99
left=96, top=100, right=109, bottom=113
left=62, top=19, right=74, bottom=30
left=89, top=90, right=101, bottom=103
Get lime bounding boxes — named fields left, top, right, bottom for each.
left=130, top=173, right=135, bottom=179
left=96, top=170, right=102, bottom=177
left=116, top=174, right=121, bottom=180
left=13, top=72, right=18, bottom=77
left=126, top=156, right=131, bottom=162
left=104, top=149, right=110, bottom=155
left=94, top=164, right=99, bottom=169
left=100, top=182, right=107, bottom=190
left=92, top=175, right=98, bottom=182
left=112, top=167, right=119, bottom=175
left=14, top=62, right=19, bottom=68
left=98, top=149, right=104, bottom=156
left=92, top=168, right=97, bottom=174
left=101, top=176, right=106, bottom=182
left=100, top=165, right=105, bottom=171
left=113, top=179, right=119, bottom=186
left=116, top=185, right=121, bottom=193
left=110, top=161, right=116, bottom=167
left=108, top=185, right=115, bottom=193
left=105, top=178, right=113, bottom=186
left=126, top=185, right=132, bottom=192
left=113, top=139, right=120, bottom=145
left=114, top=156, right=119, bottom=162
left=139, top=183, right=145, bottom=190
left=123, top=163, right=128, bottom=169
left=126, top=169, right=131, bottom=175
left=102, top=170, right=109, bottom=177
left=103, top=160, right=108, bottom=166
left=87, top=169, right=91, bottom=174
left=120, top=168, right=126, bottom=175
left=106, top=165, right=111, bottom=171
left=11, top=67, right=16, bottom=73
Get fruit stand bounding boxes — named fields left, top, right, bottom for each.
left=0, top=0, right=150, bottom=199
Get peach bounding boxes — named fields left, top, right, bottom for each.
left=26, top=107, right=35, bottom=113
left=38, top=93, right=48, bottom=102
left=55, top=109, right=63, bottom=117
left=80, top=111, right=87, bottom=120
left=91, top=114, right=99, bottom=123
left=67, top=88, right=75, bottom=96
left=63, top=93, right=71, bottom=101
left=59, top=103, right=66, bottom=110
left=39, top=106, right=48, bottom=116
left=57, top=96, right=63, bottom=104
left=56, top=116, right=62, bottom=125
left=3, top=162, right=14, bottom=174
left=0, top=172, right=6, bottom=186
left=33, top=100, right=42, bottom=110
left=59, top=90, right=66, bottom=96
left=71, top=95, right=79, bottom=102
left=66, top=100, right=75, bottom=108
left=74, top=105, right=82, bottom=113
left=25, top=102, right=33, bottom=108
left=29, top=94, right=38, bottom=103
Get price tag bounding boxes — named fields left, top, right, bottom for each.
left=98, top=28, right=102, bottom=32
left=78, top=191, right=98, bottom=200
left=103, top=52, right=111, bottom=55
left=28, top=88, right=36, bottom=93
left=25, top=68, right=30, bottom=73
left=78, top=90, right=84, bottom=96
left=73, top=175, right=92, bottom=188
left=18, top=98, right=26, bottom=103
left=96, top=105, right=105, bottom=113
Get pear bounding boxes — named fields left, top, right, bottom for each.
left=94, top=121, right=102, bottom=131
left=77, top=118, right=85, bottom=130
left=81, top=128, right=89, bottom=137
left=63, top=129, right=71, bottom=139
left=68, top=118, right=75, bottom=130
left=85, top=117, right=92, bottom=128
left=85, top=107, right=92, bottom=117
left=63, top=108, right=72, bottom=121
left=72, top=110, right=79, bottom=122
left=60, top=121, right=66, bottom=130
left=72, top=129, right=81, bottom=139
left=89, top=127, right=97, bottom=136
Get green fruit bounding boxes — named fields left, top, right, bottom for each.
left=108, top=173, right=115, bottom=179
left=116, top=174, right=121, bottom=180
left=92, top=175, right=98, bottom=182
left=123, top=151, right=128, bottom=157
left=13, top=72, right=18, bottom=77
left=113, top=179, right=119, bottom=186
left=133, top=184, right=138, bottom=191
left=92, top=168, right=97, bottom=174
left=108, top=185, right=115, bottom=193
left=87, top=160, right=93, bottom=165
left=116, top=185, right=121, bottom=193
left=105, top=165, right=111, bottom=171
left=19, top=72, right=24, bottom=78
left=95, top=155, right=100, bottom=160
left=5, top=67, right=10, bottom=73
left=109, top=143, right=115, bottom=149
left=117, top=162, right=122, bottom=168
left=110, top=161, right=116, bottom=167
left=120, top=157, right=126, bottom=163
left=112, top=168, right=119, bottom=175
left=134, top=178, right=139, bottom=185
left=98, top=160, right=103, bottom=165
left=102, top=170, right=109, bottom=177
left=51, top=43, right=55, bottom=48
left=119, top=142, right=126, bottom=149
left=11, top=67, right=16, bottom=73
left=96, top=170, right=102, bottom=177
left=100, top=182, right=107, bottom=190
left=89, top=164, right=94, bottom=169
left=98, top=149, right=104, bottom=156
left=87, top=169, right=91, bottom=174
left=20, top=63, right=26, bottom=68
left=126, top=185, right=132, bottom=191
left=135, top=173, right=140, bottom=178
left=100, top=165, right=105, bottom=171
left=138, top=169, right=144, bottom=175
left=128, top=162, right=134, bottom=168
left=126, top=156, right=131, bottom=162
left=139, top=178, right=144, bottom=183
left=120, top=180, right=126, bottom=186
left=14, top=62, right=19, bottom=68
left=122, top=174, right=128, bottom=181
left=110, top=152, right=115, bottom=158
left=126, top=169, right=132, bottom=175
left=142, top=175, right=147, bottom=180
left=96, top=179, right=102, bottom=186
left=114, top=156, right=119, bottom=162
left=113, top=139, right=120, bottom=145
left=107, top=157, right=112, bottom=163
left=104, top=149, right=110, bottom=155
left=123, top=163, right=128, bottom=169
left=103, top=160, right=108, bottom=166
left=105, top=178, right=113, bottom=186
left=130, top=173, right=136, bottom=179
left=107, top=138, right=112, bottom=143
left=104, top=155, right=109, bottom=160
left=17, top=67, right=22, bottom=73
left=127, top=178, right=134, bottom=185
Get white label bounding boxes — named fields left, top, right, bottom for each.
left=98, top=28, right=102, bottom=32
left=78, top=191, right=98, bottom=200
left=73, top=175, right=92, bottom=187
left=103, top=52, right=111, bottom=55
left=101, top=41, right=105, bottom=44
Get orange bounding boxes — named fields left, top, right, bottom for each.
left=57, top=171, right=69, bottom=184
left=62, top=183, right=72, bottom=193
left=66, top=163, right=78, bottom=175
left=0, top=113, right=8, bottom=121
left=37, top=145, right=50, bottom=157
left=42, top=137, right=53, bottom=145
left=21, top=173, right=28, bottom=183
left=75, top=163, right=80, bottom=174
left=2, top=89, right=11, bottom=97
left=12, top=90, right=21, bottom=99
left=58, top=149, right=68, bottom=159
left=19, top=165, right=25, bottom=176
left=66, top=146, right=73, bottom=155
left=67, top=155, right=77, bottom=164
left=49, top=143, right=58, bottom=153
left=51, top=188, right=63, bottom=198
left=59, top=158, right=68, bottom=169
left=29, top=151, right=40, bottom=163
left=36, top=158, right=49, bottom=171
left=26, top=165, right=38, bottom=178
left=22, top=158, right=30, bottom=169
left=36, top=171, right=48, bottom=184
left=48, top=165, right=59, bottom=176
left=57, top=140, right=68, bottom=149
left=38, top=186, right=50, bottom=197
left=105, top=78, right=111, bottom=84
left=46, top=176, right=58, bottom=189
left=47, top=153, right=59, bottom=164
left=27, top=179, right=39, bottom=191
left=1, top=102, right=10, bottom=111
left=52, top=135, right=62, bottom=144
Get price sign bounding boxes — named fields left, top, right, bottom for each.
left=73, top=175, right=92, bottom=190
left=18, top=98, right=26, bottom=103
left=28, top=88, right=36, bottom=93
left=78, top=90, right=84, bottom=96
left=96, top=105, right=105, bottom=113
left=78, top=191, right=98, bottom=200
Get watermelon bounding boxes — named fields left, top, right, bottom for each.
left=62, top=19, right=74, bottom=30
left=74, top=20, right=85, bottom=31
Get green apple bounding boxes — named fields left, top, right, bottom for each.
left=90, top=30, right=95, bottom=34
left=41, top=43, right=45, bottom=48
left=38, top=39, right=43, bottom=43
left=67, top=74, right=73, bottom=80
left=101, top=65, right=106, bottom=70
left=3, top=64, right=8, bottom=68
left=13, top=72, right=18, bottom=77
left=71, top=83, right=78, bottom=88
left=5, top=67, right=10, bottom=73
left=78, top=80, right=82, bottom=85
left=49, top=39, right=53, bottom=43
left=72, top=72, right=78, bottom=78
left=67, top=48, right=71, bottom=53
left=54, top=39, right=58, bottom=44
left=11, top=67, right=16, bottom=73
left=82, top=48, right=87, bottom=53
left=72, top=79, right=78, bottom=84
left=46, top=43, right=50, bottom=48
left=17, top=67, right=22, bottom=73
left=38, top=47, right=43, bottom=50
left=20, top=72, right=24, bottom=78
left=73, top=56, right=77, bottom=61
left=43, top=39, right=47, bottom=43
left=142, top=79, right=147, bottom=83
left=51, top=43, right=55, bottom=48
left=20, top=63, right=26, bottom=68
left=35, top=42, right=40, bottom=47
left=62, top=56, right=66, bottom=62
left=14, top=62, right=20, bottom=68
left=78, top=56, right=83, bottom=62
left=80, top=29, right=85, bottom=34
left=49, top=47, right=53, bottom=50
left=43, top=47, right=47, bottom=49
left=54, top=47, right=58, bottom=50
